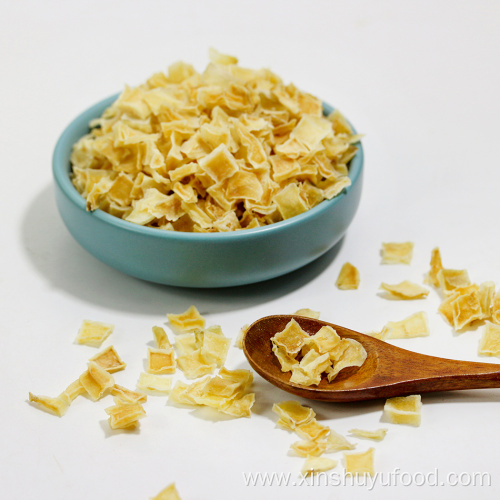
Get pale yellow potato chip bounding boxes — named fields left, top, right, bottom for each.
left=290, top=440, right=328, bottom=458
left=105, top=401, right=146, bottom=430
left=28, top=392, right=71, bottom=417
left=79, top=361, right=115, bottom=401
left=383, top=394, right=422, bottom=426
left=200, top=325, right=230, bottom=366
left=348, top=428, right=388, bottom=441
left=234, top=324, right=248, bottom=349
left=427, top=247, right=443, bottom=287
left=344, top=448, right=375, bottom=476
left=147, top=347, right=176, bottom=374
left=63, top=379, right=86, bottom=402
left=327, top=339, right=367, bottom=382
left=151, top=482, right=182, bottom=500
left=271, top=319, right=311, bottom=355
left=308, top=326, right=341, bottom=354
left=452, top=290, right=483, bottom=330
left=291, top=350, right=331, bottom=386
left=380, top=280, right=429, bottom=300
left=381, top=242, right=414, bottom=265
left=137, top=372, right=173, bottom=394
left=111, top=384, right=148, bottom=404
left=437, top=268, right=471, bottom=294
left=382, top=311, right=429, bottom=339
left=176, top=349, right=216, bottom=379
left=301, top=456, right=338, bottom=476
left=272, top=400, right=316, bottom=429
left=295, top=420, right=330, bottom=441
left=273, top=183, right=309, bottom=220
left=153, top=326, right=172, bottom=349
left=322, top=429, right=356, bottom=452
left=478, top=282, right=495, bottom=319
left=89, top=345, right=126, bottom=373
left=167, top=305, right=205, bottom=332
left=175, top=332, right=202, bottom=355
left=75, top=319, right=114, bottom=347
left=336, top=262, right=360, bottom=290
left=220, top=392, right=255, bottom=418
left=294, top=308, right=320, bottom=319
left=478, top=322, right=500, bottom=357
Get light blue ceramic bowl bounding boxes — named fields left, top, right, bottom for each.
left=53, top=95, right=363, bottom=288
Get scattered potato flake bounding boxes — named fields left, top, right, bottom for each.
left=74, top=319, right=114, bottom=347
left=273, top=344, right=300, bottom=372
left=153, top=326, right=172, bottom=349
left=364, top=331, right=384, bottom=340
left=235, top=324, right=249, bottom=349
left=291, top=439, right=328, bottom=457
left=426, top=247, right=443, bottom=287
left=175, top=332, right=201, bottom=355
left=169, top=368, right=254, bottom=417
left=382, top=311, right=429, bottom=339
left=200, top=325, right=230, bottom=366
left=336, top=262, right=360, bottom=290
left=478, top=282, right=496, bottom=319
left=63, top=379, right=86, bottom=402
left=147, top=347, right=176, bottom=374
left=348, top=428, right=388, bottom=441
left=295, top=420, right=330, bottom=441
left=308, top=326, right=341, bottom=354
left=344, top=448, right=375, bottom=476
left=137, top=373, right=173, bottom=394
left=89, top=345, right=126, bottom=373
left=294, top=308, right=321, bottom=319
left=28, top=392, right=71, bottom=417
left=452, top=291, right=483, bottom=330
left=151, top=482, right=182, bottom=500
left=323, top=429, right=356, bottom=452
left=71, top=53, right=357, bottom=232
left=105, top=401, right=146, bottom=430
left=167, top=306, right=205, bottom=332
left=272, top=400, right=316, bottom=429
left=478, top=323, right=500, bottom=357
left=176, top=349, right=216, bottom=379
left=111, top=384, right=147, bottom=403
left=381, top=242, right=414, bottom=265
left=380, top=281, right=429, bottom=300
left=301, top=456, right=338, bottom=476
left=79, top=361, right=115, bottom=401
left=437, top=268, right=471, bottom=294
left=383, top=394, right=422, bottom=426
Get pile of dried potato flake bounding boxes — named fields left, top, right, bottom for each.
left=71, top=49, right=359, bottom=232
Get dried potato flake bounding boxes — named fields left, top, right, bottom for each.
left=380, top=280, right=429, bottom=300
left=147, top=347, right=176, bottom=374
left=75, top=319, right=114, bottom=347
left=381, top=311, right=429, bottom=340
left=383, top=394, right=422, bottom=426
left=105, top=400, right=146, bottom=430
left=89, top=345, right=126, bottom=373
left=336, top=262, right=360, bottom=290
left=478, top=323, right=500, bottom=357
left=28, top=392, right=71, bottom=417
left=79, top=361, right=115, bottom=401
left=137, top=372, right=173, bottom=394
left=294, top=308, right=321, bottom=319
left=151, top=482, right=182, bottom=500
left=381, top=242, right=414, bottom=265
left=348, top=428, right=387, bottom=441
left=167, top=306, right=205, bottom=332
left=344, top=448, right=375, bottom=476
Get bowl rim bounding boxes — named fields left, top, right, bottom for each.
left=53, top=94, right=363, bottom=242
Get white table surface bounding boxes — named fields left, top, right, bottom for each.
left=2, top=1, right=500, bottom=498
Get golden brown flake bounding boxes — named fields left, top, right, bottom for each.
left=336, top=262, right=360, bottom=290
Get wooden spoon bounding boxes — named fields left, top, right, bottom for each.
left=242, top=315, right=500, bottom=402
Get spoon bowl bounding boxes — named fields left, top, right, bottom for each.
left=243, top=315, right=500, bottom=402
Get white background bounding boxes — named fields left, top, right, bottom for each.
left=1, top=1, right=500, bottom=498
